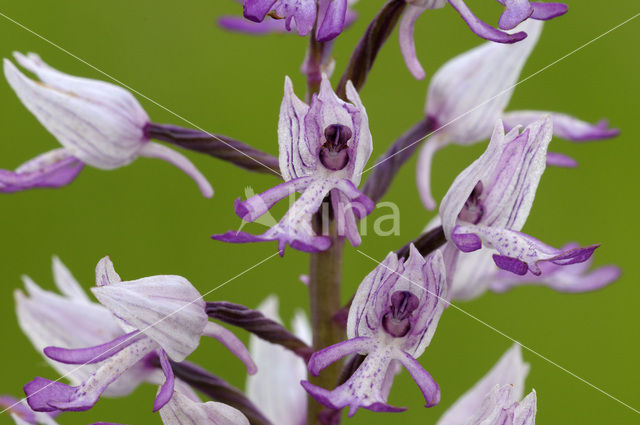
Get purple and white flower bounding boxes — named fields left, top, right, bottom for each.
left=439, top=117, right=599, bottom=277
left=228, top=0, right=355, bottom=41
left=399, top=1, right=567, bottom=79
left=417, top=20, right=618, bottom=208
left=24, top=256, right=256, bottom=413
left=302, top=246, right=447, bottom=415
left=212, top=76, right=373, bottom=254
left=1, top=52, right=212, bottom=197
left=15, top=257, right=157, bottom=399
left=437, top=345, right=536, bottom=425
left=220, top=0, right=358, bottom=38
left=246, top=296, right=311, bottom=425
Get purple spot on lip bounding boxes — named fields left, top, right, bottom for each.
left=493, top=254, right=528, bottom=276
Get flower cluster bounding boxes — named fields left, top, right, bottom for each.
left=1, top=1, right=622, bottom=425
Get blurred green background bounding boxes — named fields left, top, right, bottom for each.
left=0, top=0, right=638, bottom=424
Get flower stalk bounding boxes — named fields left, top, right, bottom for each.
left=144, top=123, right=281, bottom=176
left=307, top=216, right=346, bottom=425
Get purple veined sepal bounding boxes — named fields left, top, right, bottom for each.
left=502, top=111, right=620, bottom=142
left=302, top=246, right=448, bottom=415
left=435, top=343, right=538, bottom=425
left=437, top=344, right=530, bottom=425
left=2, top=52, right=213, bottom=197
left=24, top=256, right=256, bottom=413
left=0, top=149, right=84, bottom=193
left=212, top=75, right=373, bottom=255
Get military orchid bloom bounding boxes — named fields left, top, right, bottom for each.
left=437, top=345, right=536, bottom=425
left=417, top=20, right=618, bottom=209
left=14, top=257, right=158, bottom=400
left=212, top=76, right=373, bottom=255
left=399, top=1, right=567, bottom=79
left=302, top=246, right=448, bottom=415
left=1, top=52, right=212, bottom=197
left=24, top=257, right=256, bottom=413
left=439, top=117, right=599, bottom=277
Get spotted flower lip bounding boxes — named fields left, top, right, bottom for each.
left=446, top=242, right=620, bottom=301
left=302, top=246, right=448, bottom=415
left=1, top=52, right=212, bottom=197
left=24, top=256, right=256, bottom=414
left=439, top=117, right=600, bottom=277
left=437, top=344, right=530, bottom=425
left=416, top=19, right=619, bottom=209
left=399, top=1, right=567, bottom=80
left=235, top=0, right=355, bottom=41
left=212, top=75, right=373, bottom=255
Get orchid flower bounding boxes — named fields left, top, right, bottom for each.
left=230, top=0, right=356, bottom=41
left=438, top=345, right=535, bottom=425
left=417, top=20, right=618, bottom=208
left=220, top=0, right=358, bottom=38
left=1, top=52, right=212, bottom=197
left=212, top=76, right=373, bottom=255
left=440, top=117, right=599, bottom=278
left=302, top=246, right=447, bottom=415
left=24, top=256, right=256, bottom=413
left=14, top=257, right=158, bottom=399
left=246, top=296, right=311, bottom=425
left=399, top=0, right=567, bottom=79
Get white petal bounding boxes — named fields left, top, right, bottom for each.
left=425, top=20, right=542, bottom=144
left=246, top=296, right=308, bottom=425
left=91, top=272, right=207, bottom=362
left=15, top=278, right=123, bottom=387
left=437, top=345, right=529, bottom=425
left=160, top=389, right=249, bottom=425
left=4, top=56, right=147, bottom=169
left=51, top=256, right=90, bottom=302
